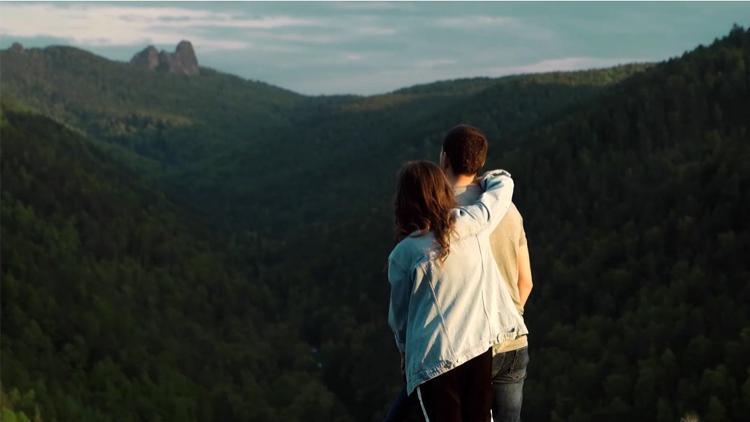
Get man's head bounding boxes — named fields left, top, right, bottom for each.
left=440, top=124, right=488, bottom=178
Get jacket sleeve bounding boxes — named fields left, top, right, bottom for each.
left=453, top=170, right=514, bottom=238
left=387, top=253, right=412, bottom=353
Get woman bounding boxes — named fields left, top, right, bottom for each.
left=387, top=161, right=527, bottom=422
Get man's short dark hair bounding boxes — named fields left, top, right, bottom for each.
left=442, top=124, right=488, bottom=176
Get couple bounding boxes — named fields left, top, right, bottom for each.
left=385, top=125, right=534, bottom=422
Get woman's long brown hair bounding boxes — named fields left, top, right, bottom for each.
left=394, top=161, right=457, bottom=260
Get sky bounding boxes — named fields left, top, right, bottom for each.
left=0, top=2, right=748, bottom=95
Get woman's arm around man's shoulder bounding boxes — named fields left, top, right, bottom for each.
left=453, top=169, right=514, bottom=238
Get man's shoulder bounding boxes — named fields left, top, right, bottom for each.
left=502, top=202, right=524, bottom=224
left=452, top=185, right=524, bottom=231
left=490, top=202, right=524, bottom=237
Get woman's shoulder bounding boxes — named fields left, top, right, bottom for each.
left=389, top=232, right=436, bottom=265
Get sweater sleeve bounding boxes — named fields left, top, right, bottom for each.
left=453, top=170, right=514, bottom=239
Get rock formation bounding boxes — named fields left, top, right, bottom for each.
left=8, top=42, right=24, bottom=53
left=130, top=45, right=159, bottom=70
left=130, top=41, right=199, bottom=76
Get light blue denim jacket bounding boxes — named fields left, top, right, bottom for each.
left=387, top=170, right=528, bottom=394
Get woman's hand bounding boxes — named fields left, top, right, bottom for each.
left=479, top=169, right=512, bottom=191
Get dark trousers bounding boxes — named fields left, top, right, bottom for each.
left=491, top=347, right=529, bottom=422
left=415, top=348, right=493, bottom=422
left=383, top=386, right=415, bottom=422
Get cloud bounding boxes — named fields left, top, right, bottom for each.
left=354, top=26, right=397, bottom=36
left=0, top=3, right=321, bottom=50
left=258, top=32, right=339, bottom=45
left=427, top=14, right=561, bottom=49
left=327, top=2, right=408, bottom=12
left=0, top=1, right=726, bottom=96
left=0, top=2, right=401, bottom=51
left=433, top=16, right=517, bottom=28
left=320, top=1, right=416, bottom=13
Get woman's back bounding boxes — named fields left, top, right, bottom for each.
left=389, top=201, right=528, bottom=395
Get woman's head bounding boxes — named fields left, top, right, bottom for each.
left=394, top=160, right=457, bottom=259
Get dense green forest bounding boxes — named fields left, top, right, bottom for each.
left=495, top=27, right=750, bottom=421
left=2, top=26, right=749, bottom=421
left=0, top=107, right=348, bottom=420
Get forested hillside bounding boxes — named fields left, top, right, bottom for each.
left=491, top=26, right=750, bottom=420
left=244, top=27, right=750, bottom=421
left=0, top=45, right=302, bottom=166
left=0, top=44, right=649, bottom=228
left=1, top=26, right=748, bottom=421
left=0, top=107, right=347, bottom=421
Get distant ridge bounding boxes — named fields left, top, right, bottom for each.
left=130, top=40, right=199, bottom=76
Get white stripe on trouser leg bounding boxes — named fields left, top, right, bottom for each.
left=417, top=386, right=430, bottom=422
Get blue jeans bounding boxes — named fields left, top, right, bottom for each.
left=491, top=346, right=529, bottom=422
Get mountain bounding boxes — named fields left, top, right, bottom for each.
left=0, top=104, right=348, bottom=421
left=0, top=40, right=650, bottom=231
left=1, top=25, right=749, bottom=421
left=231, top=26, right=750, bottom=421
left=130, top=45, right=160, bottom=70
left=488, top=26, right=750, bottom=421
left=131, top=41, right=200, bottom=76
left=0, top=43, right=303, bottom=168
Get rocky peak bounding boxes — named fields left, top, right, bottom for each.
left=8, top=42, right=24, bottom=53
left=130, top=41, right=199, bottom=76
left=130, top=45, right=159, bottom=69
left=175, top=40, right=196, bottom=59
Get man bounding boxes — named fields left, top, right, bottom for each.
left=440, top=124, right=533, bottom=422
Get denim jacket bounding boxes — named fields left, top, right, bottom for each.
left=387, top=170, right=528, bottom=394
